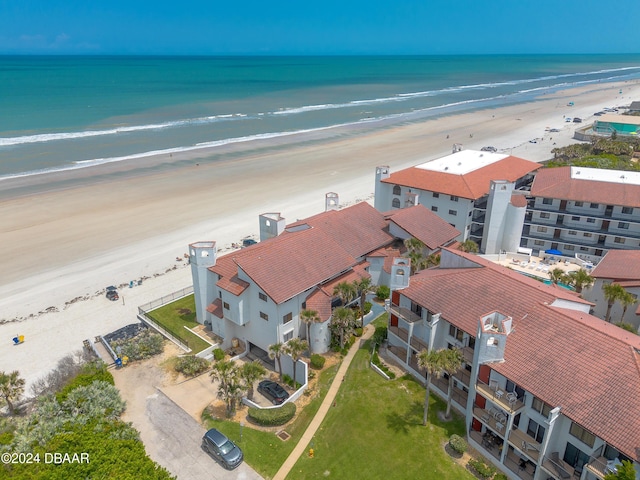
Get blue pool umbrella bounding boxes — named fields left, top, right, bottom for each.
left=545, top=249, right=562, bottom=255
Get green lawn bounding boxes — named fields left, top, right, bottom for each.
left=203, top=362, right=340, bottom=479
left=145, top=295, right=211, bottom=353
left=287, top=341, right=475, bottom=480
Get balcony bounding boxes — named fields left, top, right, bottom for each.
left=473, top=406, right=507, bottom=438
left=476, top=379, right=525, bottom=414
left=469, top=429, right=502, bottom=461
left=586, top=456, right=608, bottom=479
left=410, top=335, right=428, bottom=352
left=389, top=325, right=409, bottom=343
left=505, top=447, right=535, bottom=480
left=541, top=453, right=574, bottom=480
left=432, top=375, right=468, bottom=407
left=507, top=428, right=541, bottom=463
left=389, top=303, right=422, bottom=323
left=462, top=345, right=474, bottom=363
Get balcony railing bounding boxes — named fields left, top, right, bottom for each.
left=504, top=448, right=535, bottom=480
left=410, top=335, right=428, bottom=352
left=389, top=303, right=422, bottom=323
left=389, top=325, right=409, bottom=343
left=432, top=375, right=468, bottom=408
left=586, top=456, right=609, bottom=479
left=508, top=428, right=541, bottom=463
left=541, top=454, right=574, bottom=480
left=473, top=406, right=507, bottom=438
left=476, top=379, right=525, bottom=414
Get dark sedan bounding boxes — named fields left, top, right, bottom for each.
left=257, top=380, right=290, bottom=405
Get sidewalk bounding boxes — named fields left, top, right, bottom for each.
left=272, top=324, right=374, bottom=480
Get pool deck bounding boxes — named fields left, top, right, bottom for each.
left=492, top=254, right=586, bottom=281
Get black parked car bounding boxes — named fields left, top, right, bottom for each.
left=258, top=380, right=290, bottom=405
left=242, top=238, right=257, bottom=247
left=202, top=428, right=243, bottom=470
left=106, top=286, right=119, bottom=301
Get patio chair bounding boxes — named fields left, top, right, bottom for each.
left=507, top=391, right=518, bottom=405
left=489, top=379, right=499, bottom=391
left=496, top=422, right=505, bottom=432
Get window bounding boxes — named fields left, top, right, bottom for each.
left=534, top=240, right=545, bottom=246
left=618, top=222, right=629, bottom=229
left=564, top=442, right=590, bottom=469
left=431, top=206, right=438, bottom=212
left=571, top=216, right=580, bottom=221
left=540, top=212, right=550, bottom=219
left=392, top=198, right=401, bottom=208
left=450, top=195, right=459, bottom=202
left=432, top=192, right=440, bottom=198
left=449, top=209, right=457, bottom=216
left=583, top=232, right=592, bottom=237
left=565, top=244, right=575, bottom=250
left=393, top=185, right=401, bottom=195
left=622, top=206, right=633, bottom=214
left=223, top=302, right=230, bottom=310
left=259, top=292, right=268, bottom=302
left=542, top=198, right=552, bottom=205
left=469, top=211, right=472, bottom=216
left=537, top=226, right=548, bottom=233
left=574, top=201, right=584, bottom=207
left=283, top=312, right=293, bottom=324
left=590, top=203, right=599, bottom=209
left=580, top=246, right=589, bottom=251
left=615, top=237, right=626, bottom=244
left=283, top=330, right=293, bottom=342
left=569, top=422, right=595, bottom=447
left=587, top=218, right=595, bottom=223
left=260, top=311, right=269, bottom=321
left=448, top=325, right=464, bottom=342
left=218, top=291, right=222, bottom=298
left=568, top=230, right=577, bottom=235
left=527, top=419, right=546, bottom=443
left=531, top=396, right=552, bottom=417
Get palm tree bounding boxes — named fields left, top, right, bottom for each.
left=416, top=349, right=443, bottom=426
left=426, top=252, right=441, bottom=268
left=619, top=290, right=637, bottom=323
left=333, top=281, right=357, bottom=308
left=240, top=360, right=266, bottom=401
left=458, top=240, right=479, bottom=253
left=548, top=268, right=566, bottom=285
left=268, top=342, right=286, bottom=382
left=0, top=370, right=25, bottom=415
left=566, top=268, right=594, bottom=294
left=603, top=283, right=625, bottom=323
left=404, top=237, right=426, bottom=254
left=300, top=309, right=321, bottom=352
left=439, top=349, right=464, bottom=419
left=331, top=306, right=355, bottom=349
left=408, top=250, right=429, bottom=275
left=284, top=338, right=308, bottom=388
left=209, top=359, right=240, bottom=416
left=352, top=277, right=375, bottom=326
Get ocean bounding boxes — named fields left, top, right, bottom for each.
left=1, top=54, right=640, bottom=180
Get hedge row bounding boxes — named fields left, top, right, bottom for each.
left=248, top=403, right=296, bottom=426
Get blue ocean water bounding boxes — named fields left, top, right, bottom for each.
left=1, top=55, right=640, bottom=179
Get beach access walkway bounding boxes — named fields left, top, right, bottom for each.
left=272, top=324, right=374, bottom=480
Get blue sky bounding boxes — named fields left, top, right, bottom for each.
left=0, top=0, right=637, bottom=55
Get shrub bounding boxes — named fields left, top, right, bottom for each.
left=363, top=301, right=372, bottom=315
left=110, top=330, right=164, bottom=361
left=371, top=350, right=396, bottom=379
left=449, top=434, right=467, bottom=454
left=372, top=325, right=388, bottom=346
left=468, top=458, right=496, bottom=479
left=248, top=402, right=296, bottom=426
left=213, top=348, right=225, bottom=361
left=493, top=474, right=508, bottom=480
left=282, top=374, right=301, bottom=389
left=354, top=327, right=363, bottom=337
left=615, top=322, right=638, bottom=334
left=175, top=355, right=210, bottom=376
left=375, top=285, right=390, bottom=301
left=56, top=362, right=113, bottom=403
left=310, top=354, right=326, bottom=370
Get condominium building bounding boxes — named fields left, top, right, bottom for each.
left=386, top=247, right=640, bottom=480
left=521, top=166, right=640, bottom=264
left=374, top=149, right=540, bottom=254
left=189, top=200, right=459, bottom=361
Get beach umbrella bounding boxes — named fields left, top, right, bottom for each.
left=545, top=249, right=562, bottom=255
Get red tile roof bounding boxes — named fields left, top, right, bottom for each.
left=400, top=249, right=640, bottom=460
left=510, top=194, right=528, bottom=208
left=386, top=205, right=460, bottom=249
left=206, top=298, right=224, bottom=318
left=305, top=287, right=332, bottom=321
left=210, top=202, right=391, bottom=304
left=531, top=166, right=640, bottom=207
left=381, top=155, right=540, bottom=200
left=590, top=249, right=640, bottom=281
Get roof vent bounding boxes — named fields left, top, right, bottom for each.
left=620, top=175, right=626, bottom=179
left=444, top=166, right=449, bottom=171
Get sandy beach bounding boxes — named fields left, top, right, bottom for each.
left=1, top=79, right=639, bottom=392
